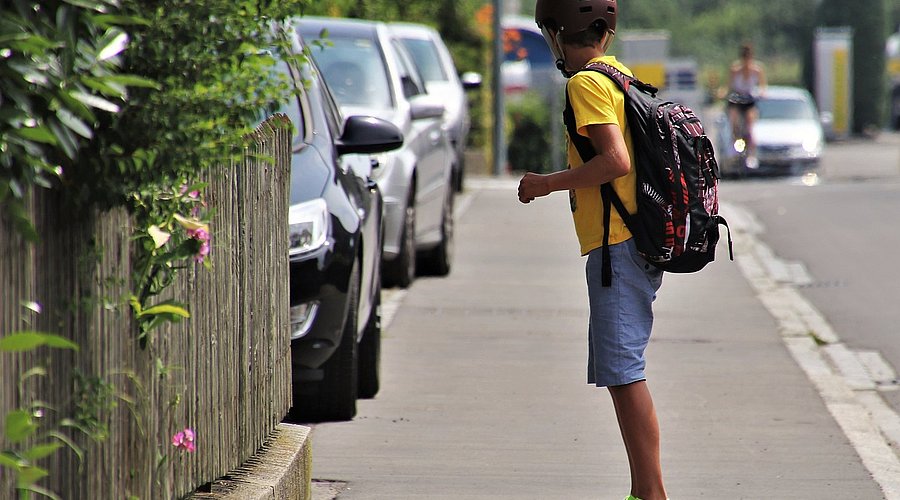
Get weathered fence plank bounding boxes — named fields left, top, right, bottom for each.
left=0, top=115, right=292, bottom=499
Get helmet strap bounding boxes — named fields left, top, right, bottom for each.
left=551, top=31, right=576, bottom=78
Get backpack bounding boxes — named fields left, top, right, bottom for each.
left=563, top=61, right=733, bottom=287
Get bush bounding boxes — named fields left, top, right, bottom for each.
left=506, top=93, right=553, bottom=174
left=1, top=0, right=309, bottom=232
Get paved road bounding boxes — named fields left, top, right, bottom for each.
left=723, top=132, right=900, bottom=417
left=308, top=172, right=896, bottom=499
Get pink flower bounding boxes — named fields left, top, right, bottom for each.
left=186, top=227, right=211, bottom=263
left=179, top=184, right=200, bottom=199
left=172, top=428, right=196, bottom=452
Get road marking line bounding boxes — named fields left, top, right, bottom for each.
left=725, top=201, right=900, bottom=499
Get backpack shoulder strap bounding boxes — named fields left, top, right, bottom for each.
left=563, top=81, right=596, bottom=164
left=580, top=61, right=659, bottom=97
left=563, top=69, right=638, bottom=287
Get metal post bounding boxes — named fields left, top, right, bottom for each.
left=492, top=0, right=507, bottom=176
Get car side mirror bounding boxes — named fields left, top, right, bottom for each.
left=409, top=97, right=445, bottom=121
left=336, top=115, right=404, bottom=155
left=460, top=71, right=483, bottom=90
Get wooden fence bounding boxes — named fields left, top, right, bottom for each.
left=1, top=115, right=292, bottom=499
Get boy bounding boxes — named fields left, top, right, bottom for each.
left=517, top=1, right=668, bottom=499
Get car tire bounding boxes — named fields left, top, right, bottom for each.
left=419, top=190, right=453, bottom=276
left=383, top=192, right=416, bottom=288
left=454, top=160, right=465, bottom=193
left=292, top=261, right=360, bottom=422
left=357, top=273, right=381, bottom=399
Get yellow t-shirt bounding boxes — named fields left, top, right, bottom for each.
left=566, top=55, right=637, bottom=256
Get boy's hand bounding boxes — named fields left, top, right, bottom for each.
left=518, top=172, right=551, bottom=204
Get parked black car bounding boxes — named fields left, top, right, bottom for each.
left=272, top=32, right=402, bottom=422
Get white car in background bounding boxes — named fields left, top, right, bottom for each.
left=717, top=86, right=825, bottom=177
left=390, top=22, right=481, bottom=192
left=297, top=17, right=456, bottom=289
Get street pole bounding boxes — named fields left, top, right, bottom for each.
left=492, top=0, right=507, bottom=176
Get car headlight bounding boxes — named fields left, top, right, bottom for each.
left=802, top=136, right=820, bottom=154
left=289, top=198, right=329, bottom=256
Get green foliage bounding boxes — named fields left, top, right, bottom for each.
left=506, top=94, right=553, bottom=174
left=1, top=336, right=87, bottom=498
left=67, top=0, right=309, bottom=210
left=0, top=0, right=151, bottom=239
left=71, top=371, right=118, bottom=441
left=0, top=332, right=79, bottom=353
left=615, top=0, right=817, bottom=79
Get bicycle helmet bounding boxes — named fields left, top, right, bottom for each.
left=535, top=0, right=617, bottom=75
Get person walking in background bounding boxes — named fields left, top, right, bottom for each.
left=517, top=1, right=668, bottom=499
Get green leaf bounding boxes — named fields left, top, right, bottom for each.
left=4, top=410, right=38, bottom=444
left=16, top=465, right=49, bottom=487
left=71, top=91, right=120, bottom=113
left=104, top=74, right=160, bottom=89
left=90, top=14, right=151, bottom=27
left=0, top=332, right=79, bottom=352
left=21, top=484, right=62, bottom=500
left=56, top=108, right=93, bottom=139
left=22, top=443, right=63, bottom=461
left=46, top=120, right=78, bottom=160
left=138, top=303, right=190, bottom=319
left=11, top=126, right=58, bottom=145
left=7, top=35, right=60, bottom=53
left=48, top=430, right=84, bottom=461
left=128, top=295, right=142, bottom=315
left=0, top=333, right=44, bottom=352
left=0, top=451, right=21, bottom=468
left=80, top=76, right=127, bottom=99
left=42, top=335, right=79, bottom=350
left=97, top=31, right=129, bottom=61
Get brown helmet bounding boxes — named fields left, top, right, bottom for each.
left=534, top=0, right=617, bottom=36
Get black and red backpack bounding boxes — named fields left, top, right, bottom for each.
left=564, top=62, right=733, bottom=286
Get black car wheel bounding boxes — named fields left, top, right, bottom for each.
left=357, top=272, right=381, bottom=399
left=419, top=190, right=454, bottom=276
left=292, top=261, right=360, bottom=422
left=384, top=192, right=416, bottom=288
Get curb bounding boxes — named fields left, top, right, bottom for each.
left=725, top=201, right=900, bottom=499
left=188, top=423, right=312, bottom=500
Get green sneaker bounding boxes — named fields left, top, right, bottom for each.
left=624, top=496, right=642, bottom=500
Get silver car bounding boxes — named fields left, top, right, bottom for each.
left=390, top=22, right=481, bottom=193
left=297, top=17, right=456, bottom=288
left=717, top=86, right=825, bottom=177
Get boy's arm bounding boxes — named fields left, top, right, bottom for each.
left=517, top=123, right=630, bottom=204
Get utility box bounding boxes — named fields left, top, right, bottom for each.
left=615, top=31, right=703, bottom=119
left=616, top=31, right=669, bottom=89
left=814, top=27, right=853, bottom=139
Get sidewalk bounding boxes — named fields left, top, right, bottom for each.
left=309, top=177, right=891, bottom=499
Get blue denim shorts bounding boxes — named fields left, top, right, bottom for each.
left=585, top=238, right=663, bottom=387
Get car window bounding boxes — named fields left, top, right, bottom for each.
left=302, top=32, right=393, bottom=110
left=399, top=37, right=448, bottom=83
left=758, top=97, right=816, bottom=121
left=315, top=69, right=346, bottom=142
left=391, top=40, right=426, bottom=99
left=270, top=59, right=309, bottom=148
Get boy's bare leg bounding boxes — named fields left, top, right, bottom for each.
left=609, top=380, right=667, bottom=500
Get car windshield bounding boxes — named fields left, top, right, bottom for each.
left=304, top=34, right=393, bottom=110
left=399, top=38, right=447, bottom=83
left=757, top=97, right=816, bottom=120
